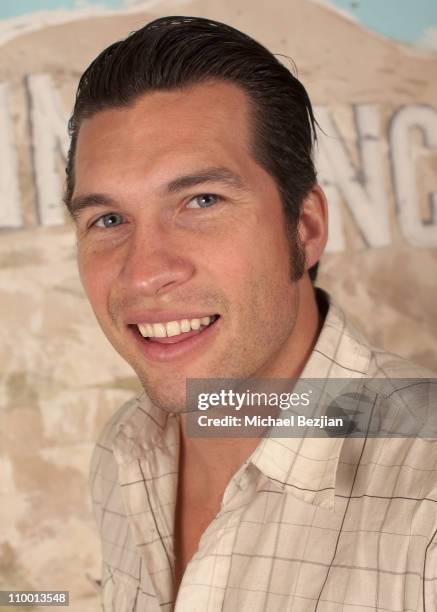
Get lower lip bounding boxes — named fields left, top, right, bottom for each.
left=130, top=317, right=221, bottom=362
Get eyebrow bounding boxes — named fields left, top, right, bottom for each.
left=69, top=166, right=247, bottom=218
left=166, top=166, right=246, bottom=193
left=69, top=193, right=115, bottom=219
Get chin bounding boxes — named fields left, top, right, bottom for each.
left=137, top=372, right=189, bottom=414
left=144, top=388, right=188, bottom=414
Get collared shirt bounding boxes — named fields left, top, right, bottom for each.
left=89, top=290, right=437, bottom=611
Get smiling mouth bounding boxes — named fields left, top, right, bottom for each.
left=132, top=314, right=220, bottom=345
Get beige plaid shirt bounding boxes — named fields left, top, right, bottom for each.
left=90, top=290, right=437, bottom=611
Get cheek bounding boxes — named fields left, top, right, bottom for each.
left=213, top=225, right=292, bottom=319
left=210, top=218, right=291, bottom=307
left=239, top=227, right=291, bottom=286
left=78, top=248, right=114, bottom=316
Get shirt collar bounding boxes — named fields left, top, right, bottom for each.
left=112, top=390, right=175, bottom=466
left=250, top=289, right=370, bottom=509
left=250, top=288, right=371, bottom=510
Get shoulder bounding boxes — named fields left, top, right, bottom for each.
left=90, top=394, right=139, bottom=477
left=89, top=394, right=142, bottom=527
left=367, top=344, right=437, bottom=379
left=357, top=345, right=437, bottom=447
left=324, top=293, right=437, bottom=441
left=344, top=344, right=437, bottom=501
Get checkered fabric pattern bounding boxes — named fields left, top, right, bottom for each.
left=89, top=290, right=437, bottom=611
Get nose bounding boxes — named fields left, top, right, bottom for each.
left=119, top=224, right=195, bottom=298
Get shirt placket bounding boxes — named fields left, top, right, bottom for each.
left=116, top=415, right=180, bottom=609
left=175, top=461, right=258, bottom=612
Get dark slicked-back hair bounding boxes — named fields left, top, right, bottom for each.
left=65, top=16, right=320, bottom=281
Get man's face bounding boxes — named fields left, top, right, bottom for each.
left=73, top=80, right=307, bottom=411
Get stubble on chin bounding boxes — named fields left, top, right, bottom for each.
left=136, top=370, right=189, bottom=414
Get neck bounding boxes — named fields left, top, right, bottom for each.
left=179, top=279, right=323, bottom=494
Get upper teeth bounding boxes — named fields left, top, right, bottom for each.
left=138, top=316, right=214, bottom=338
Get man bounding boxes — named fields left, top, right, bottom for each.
left=64, top=16, right=437, bottom=611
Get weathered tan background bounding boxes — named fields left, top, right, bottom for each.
left=1, top=0, right=436, bottom=609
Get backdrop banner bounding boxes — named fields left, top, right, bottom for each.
left=0, top=1, right=436, bottom=610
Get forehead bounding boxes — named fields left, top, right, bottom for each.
left=73, top=80, right=255, bottom=192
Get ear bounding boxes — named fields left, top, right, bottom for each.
left=298, top=184, right=328, bottom=270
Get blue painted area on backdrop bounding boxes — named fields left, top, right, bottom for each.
left=0, top=0, right=123, bottom=21
left=328, top=0, right=437, bottom=46
left=0, top=0, right=436, bottom=48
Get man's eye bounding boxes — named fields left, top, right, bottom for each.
left=186, top=194, right=221, bottom=209
left=93, top=213, right=124, bottom=228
